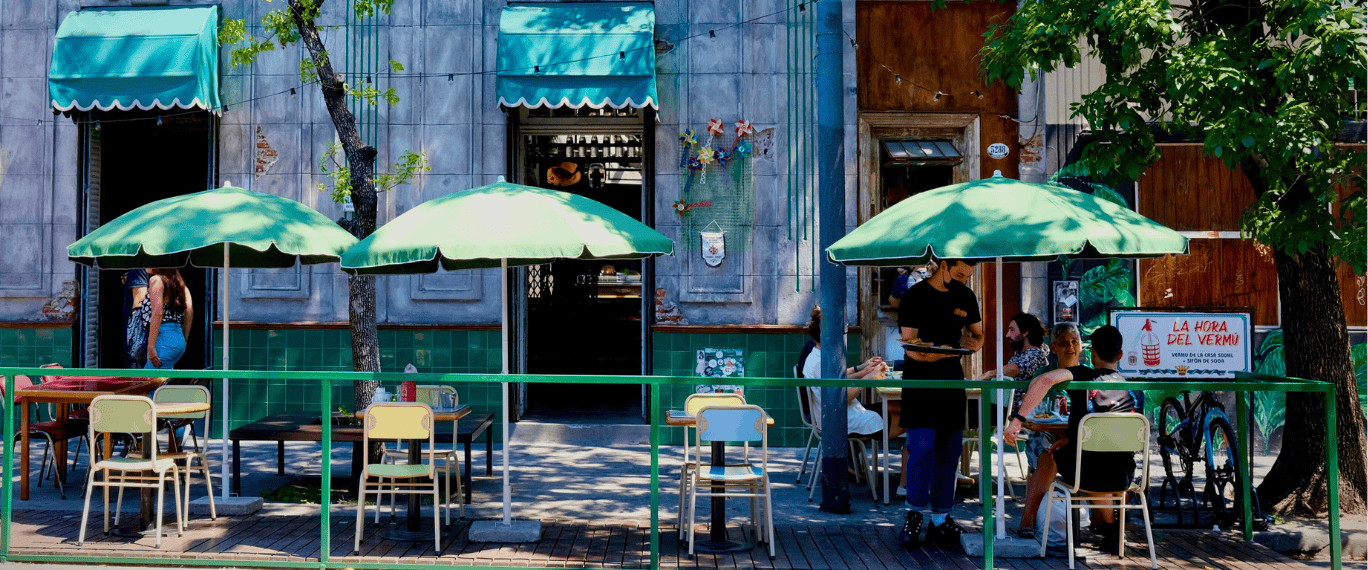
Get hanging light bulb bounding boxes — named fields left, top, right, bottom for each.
left=156, top=115, right=163, bottom=126
left=894, top=74, right=901, bottom=85
left=94, top=120, right=101, bottom=131
left=933, top=91, right=944, bottom=102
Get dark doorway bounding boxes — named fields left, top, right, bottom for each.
left=516, top=113, right=646, bottom=422
left=94, top=112, right=213, bottom=370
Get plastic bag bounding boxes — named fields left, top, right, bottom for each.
left=1036, top=488, right=1089, bottom=547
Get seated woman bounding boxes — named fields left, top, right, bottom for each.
left=1014, top=323, right=1084, bottom=537
left=1004, top=325, right=1137, bottom=546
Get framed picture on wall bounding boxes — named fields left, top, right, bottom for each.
left=1053, top=280, right=1080, bottom=324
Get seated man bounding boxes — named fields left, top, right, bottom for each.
left=1004, top=325, right=1137, bottom=546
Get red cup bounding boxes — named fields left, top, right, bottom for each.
left=400, top=381, right=417, bottom=402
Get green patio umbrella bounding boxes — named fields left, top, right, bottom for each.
left=827, top=172, right=1186, bottom=538
left=68, top=184, right=359, bottom=500
left=341, top=181, right=673, bottom=534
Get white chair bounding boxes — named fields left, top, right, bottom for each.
left=793, top=371, right=819, bottom=483
left=1042, top=412, right=1157, bottom=569
left=378, top=385, right=462, bottom=524
left=78, top=395, right=184, bottom=549
left=676, top=392, right=745, bottom=539
left=151, top=384, right=216, bottom=522
left=803, top=387, right=880, bottom=502
left=684, top=404, right=775, bottom=559
left=355, top=402, right=441, bottom=553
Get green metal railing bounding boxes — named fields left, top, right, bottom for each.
left=0, top=367, right=1343, bottom=570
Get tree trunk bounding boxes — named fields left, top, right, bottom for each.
left=290, top=0, right=384, bottom=482
left=1257, top=243, right=1368, bottom=516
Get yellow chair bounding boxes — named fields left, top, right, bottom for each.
left=1042, top=412, right=1157, bottom=569
left=676, top=392, right=745, bottom=539
left=378, top=386, right=462, bottom=523
left=151, top=384, right=216, bottom=522
left=355, top=402, right=441, bottom=553
left=78, top=395, right=184, bottom=549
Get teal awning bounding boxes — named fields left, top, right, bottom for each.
left=50, top=6, right=221, bottom=114
left=497, top=3, right=657, bottom=109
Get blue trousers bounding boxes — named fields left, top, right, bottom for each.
left=143, top=323, right=186, bottom=370
left=904, top=428, right=963, bottom=513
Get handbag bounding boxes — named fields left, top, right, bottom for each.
left=126, top=301, right=151, bottom=360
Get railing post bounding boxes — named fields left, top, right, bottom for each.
left=1324, top=385, right=1341, bottom=570
left=2, top=373, right=13, bottom=559
left=649, top=382, right=660, bottom=569
left=319, top=375, right=331, bottom=565
left=979, top=387, right=993, bottom=566
left=1236, top=385, right=1252, bottom=540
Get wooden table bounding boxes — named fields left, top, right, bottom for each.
left=356, top=405, right=471, bottom=540
left=666, top=409, right=775, bottom=553
left=1021, top=415, right=1069, bottom=434
left=16, top=376, right=161, bottom=501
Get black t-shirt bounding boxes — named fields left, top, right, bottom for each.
left=1056, top=366, right=1137, bottom=491
left=897, top=279, right=982, bottom=429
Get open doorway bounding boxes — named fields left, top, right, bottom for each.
left=514, top=107, right=649, bottom=422
left=91, top=111, right=214, bottom=370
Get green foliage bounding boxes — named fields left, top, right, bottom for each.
left=981, top=0, right=1367, bottom=275
left=1253, top=330, right=1287, bottom=452
left=1354, top=342, right=1367, bottom=417
left=318, top=143, right=430, bottom=204
left=1078, top=258, right=1137, bottom=339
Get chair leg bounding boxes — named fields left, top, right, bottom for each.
left=78, top=468, right=96, bottom=545
left=155, top=472, right=166, bottom=548
left=1139, top=492, right=1158, bottom=569
left=355, top=483, right=367, bottom=553
left=686, top=475, right=698, bottom=558
left=1040, top=490, right=1053, bottom=558
left=201, top=456, right=218, bottom=520
left=1065, top=489, right=1075, bottom=570
left=797, top=430, right=816, bottom=483
left=433, top=486, right=442, bottom=552
left=172, top=466, right=185, bottom=536
left=677, top=466, right=690, bottom=540
left=808, top=460, right=822, bottom=502
left=1117, top=501, right=1127, bottom=559
left=115, top=481, right=126, bottom=525
left=763, top=475, right=776, bottom=559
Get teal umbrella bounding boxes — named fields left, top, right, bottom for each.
left=341, top=181, right=673, bottom=531
left=827, top=172, right=1186, bottom=538
left=69, top=184, right=358, bottom=500
left=827, top=173, right=1187, bottom=265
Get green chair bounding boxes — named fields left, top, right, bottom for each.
left=1042, top=412, right=1157, bottom=568
left=152, top=384, right=217, bottom=522
left=355, top=402, right=441, bottom=553
left=377, top=386, right=462, bottom=524
left=79, top=395, right=184, bottom=549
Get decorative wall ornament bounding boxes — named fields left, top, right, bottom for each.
left=700, top=229, right=726, bottom=267
left=678, top=118, right=759, bottom=253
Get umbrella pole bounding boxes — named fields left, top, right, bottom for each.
left=501, top=259, right=511, bottom=525
left=995, top=257, right=1006, bottom=539
left=222, top=242, right=231, bottom=500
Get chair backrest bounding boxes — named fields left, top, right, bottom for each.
left=684, top=393, right=745, bottom=416
left=153, top=385, right=210, bottom=420
left=1069, top=412, right=1150, bottom=491
left=2, top=375, right=39, bottom=401
left=795, top=385, right=813, bottom=429
left=363, top=403, right=435, bottom=475
left=89, top=395, right=159, bottom=460
left=415, top=385, right=457, bottom=409
left=696, top=405, right=766, bottom=444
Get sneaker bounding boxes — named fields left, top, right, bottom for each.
left=899, top=511, right=923, bottom=546
left=926, top=516, right=965, bottom=544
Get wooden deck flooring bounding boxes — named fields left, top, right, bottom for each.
left=7, top=510, right=1321, bottom=569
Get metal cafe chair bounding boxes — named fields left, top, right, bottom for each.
left=355, top=402, right=441, bottom=553
left=684, top=404, right=776, bottom=559
left=1042, top=412, right=1158, bottom=569
left=676, top=392, right=745, bottom=539
left=4, top=374, right=90, bottom=499
left=378, top=385, right=463, bottom=524
left=78, top=395, right=184, bottom=549
left=151, top=384, right=217, bottom=522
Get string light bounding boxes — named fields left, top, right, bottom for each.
left=94, top=120, right=100, bottom=130
left=156, top=115, right=163, bottom=126
left=933, top=91, right=944, bottom=101
left=799, top=3, right=806, bottom=12
left=709, top=30, right=716, bottom=38
left=290, top=87, right=297, bottom=95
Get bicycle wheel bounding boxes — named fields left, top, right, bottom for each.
left=1157, top=398, right=1190, bottom=478
left=1204, top=414, right=1240, bottom=527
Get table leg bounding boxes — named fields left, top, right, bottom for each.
left=278, top=441, right=285, bottom=476
left=883, top=399, right=891, bottom=506
left=381, top=438, right=433, bottom=541
left=485, top=426, right=493, bottom=476
left=55, top=404, right=69, bottom=485
left=20, top=400, right=29, bottom=500
left=464, top=439, right=473, bottom=504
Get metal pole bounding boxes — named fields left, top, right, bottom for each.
left=501, top=259, right=512, bottom=524
left=995, top=257, right=1006, bottom=538
left=816, top=0, right=850, bottom=513
left=221, top=242, right=231, bottom=499
left=1325, top=386, right=1341, bottom=570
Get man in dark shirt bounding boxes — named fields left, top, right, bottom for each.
left=897, top=258, right=984, bottom=546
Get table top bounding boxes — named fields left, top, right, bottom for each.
left=1021, top=413, right=1069, bottom=432
left=17, top=377, right=162, bottom=401
left=875, top=386, right=982, bottom=400
left=355, top=404, right=471, bottom=423
left=156, top=401, right=211, bottom=415
left=665, top=409, right=775, bottom=427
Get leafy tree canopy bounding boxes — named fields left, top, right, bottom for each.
left=981, top=0, right=1366, bottom=273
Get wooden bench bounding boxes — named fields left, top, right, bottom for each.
left=229, top=412, right=493, bottom=503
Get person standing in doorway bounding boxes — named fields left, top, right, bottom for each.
left=144, top=268, right=194, bottom=370
left=897, top=258, right=984, bottom=546
left=123, top=269, right=150, bottom=368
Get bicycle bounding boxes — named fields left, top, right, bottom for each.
left=1153, top=391, right=1268, bottom=530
